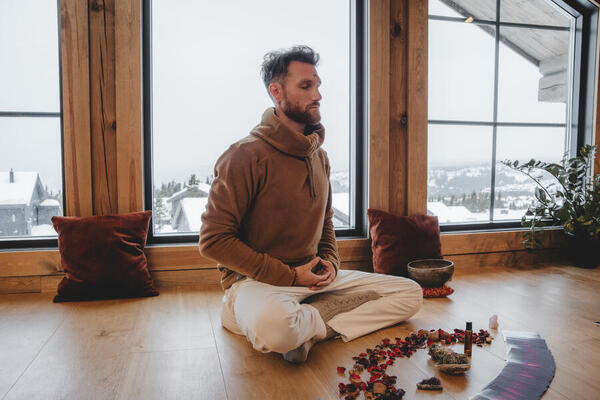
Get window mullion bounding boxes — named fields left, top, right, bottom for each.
left=489, top=0, right=501, bottom=223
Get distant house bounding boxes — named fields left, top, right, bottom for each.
left=331, top=192, right=350, bottom=228
left=171, top=197, right=209, bottom=233
left=165, top=183, right=212, bottom=220
left=0, top=170, right=61, bottom=236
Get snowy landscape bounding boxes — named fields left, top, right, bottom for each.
left=427, top=164, right=557, bottom=223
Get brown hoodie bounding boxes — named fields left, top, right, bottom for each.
left=199, top=108, right=340, bottom=290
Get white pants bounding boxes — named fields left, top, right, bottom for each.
left=220, top=269, right=423, bottom=354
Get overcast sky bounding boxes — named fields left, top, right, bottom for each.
left=0, top=0, right=573, bottom=193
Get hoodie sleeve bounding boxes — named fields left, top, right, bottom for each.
left=199, top=145, right=295, bottom=286
left=317, top=156, right=341, bottom=275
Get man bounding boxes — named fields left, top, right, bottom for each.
left=199, top=45, right=422, bottom=363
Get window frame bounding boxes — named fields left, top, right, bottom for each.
left=427, top=0, right=598, bottom=233
left=0, top=1, right=66, bottom=250
left=141, top=0, right=368, bottom=244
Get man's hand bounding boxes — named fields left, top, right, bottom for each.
left=293, top=257, right=336, bottom=291
left=311, top=259, right=336, bottom=290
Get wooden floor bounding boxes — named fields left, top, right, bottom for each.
left=1, top=263, right=599, bottom=400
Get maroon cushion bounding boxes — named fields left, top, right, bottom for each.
left=367, top=209, right=442, bottom=277
left=51, top=211, right=159, bottom=302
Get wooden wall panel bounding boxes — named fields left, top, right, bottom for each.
left=60, top=0, right=93, bottom=217
left=406, top=0, right=428, bottom=215
left=115, top=0, right=144, bottom=213
left=389, top=0, right=409, bottom=216
left=1, top=249, right=565, bottom=294
left=441, top=229, right=564, bottom=255
left=89, top=0, right=118, bottom=215
left=145, top=246, right=215, bottom=270
left=369, top=0, right=391, bottom=213
left=0, top=250, right=62, bottom=277
left=0, top=277, right=40, bottom=294
left=448, top=248, right=563, bottom=271
left=337, top=238, right=372, bottom=261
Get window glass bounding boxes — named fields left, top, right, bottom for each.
left=427, top=0, right=574, bottom=227
left=429, top=0, right=497, bottom=20
left=494, top=127, right=566, bottom=220
left=497, top=27, right=570, bottom=123
left=0, top=1, right=61, bottom=112
left=428, top=20, right=495, bottom=122
left=150, top=0, right=353, bottom=235
left=428, top=125, right=493, bottom=223
left=0, top=3, right=63, bottom=240
left=500, top=0, right=571, bottom=27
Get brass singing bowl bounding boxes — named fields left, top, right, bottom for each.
left=407, top=259, right=454, bottom=287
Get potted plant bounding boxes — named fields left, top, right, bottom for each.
left=502, top=144, right=600, bottom=268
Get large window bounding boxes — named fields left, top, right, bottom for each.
left=143, top=0, right=365, bottom=242
left=427, top=0, right=596, bottom=229
left=0, top=1, right=64, bottom=245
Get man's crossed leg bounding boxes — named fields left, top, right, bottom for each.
left=220, top=269, right=423, bottom=362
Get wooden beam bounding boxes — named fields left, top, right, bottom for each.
left=369, top=0, right=391, bottom=213
left=60, top=0, right=93, bottom=217
left=389, top=0, right=409, bottom=216
left=89, top=0, right=118, bottom=215
left=115, top=0, right=144, bottom=213
left=406, top=0, right=428, bottom=215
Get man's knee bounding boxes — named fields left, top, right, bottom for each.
left=250, top=302, right=301, bottom=353
left=406, top=279, right=424, bottom=316
left=388, top=277, right=423, bottom=320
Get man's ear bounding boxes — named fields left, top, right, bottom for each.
left=268, top=82, right=283, bottom=103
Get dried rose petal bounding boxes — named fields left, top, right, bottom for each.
left=337, top=366, right=346, bottom=375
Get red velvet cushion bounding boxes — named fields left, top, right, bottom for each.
left=51, top=211, right=159, bottom=302
left=367, top=209, right=442, bottom=277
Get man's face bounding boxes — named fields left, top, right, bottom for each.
left=272, top=61, right=322, bottom=125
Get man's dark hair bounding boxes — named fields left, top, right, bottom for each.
left=261, top=45, right=320, bottom=92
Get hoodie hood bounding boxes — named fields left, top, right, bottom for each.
left=250, top=108, right=325, bottom=157
left=250, top=108, right=325, bottom=200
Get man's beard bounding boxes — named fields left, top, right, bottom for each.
left=281, top=96, right=320, bottom=126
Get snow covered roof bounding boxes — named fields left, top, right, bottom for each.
left=332, top=192, right=350, bottom=227
left=196, top=182, right=212, bottom=194
left=31, top=224, right=58, bottom=236
left=40, top=198, right=60, bottom=207
left=332, top=192, right=349, bottom=216
left=166, top=183, right=211, bottom=203
left=175, top=197, right=209, bottom=232
left=0, top=171, right=40, bottom=206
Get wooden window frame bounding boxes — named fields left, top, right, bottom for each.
left=0, top=0, right=598, bottom=289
